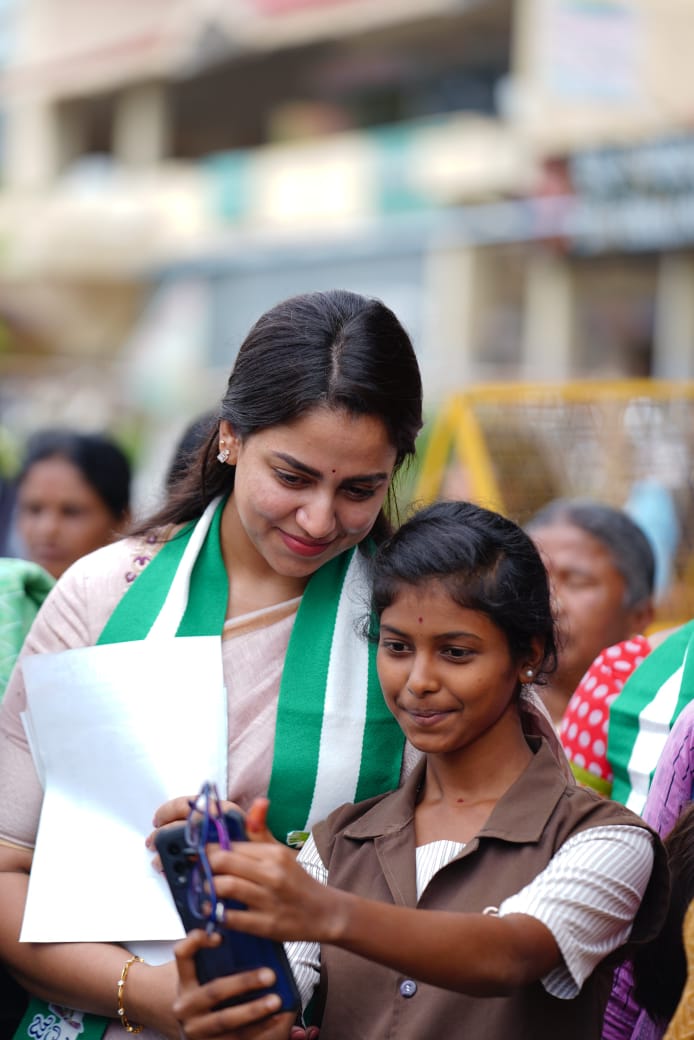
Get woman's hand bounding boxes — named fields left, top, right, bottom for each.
left=146, top=796, right=280, bottom=862
left=173, top=929, right=295, bottom=1039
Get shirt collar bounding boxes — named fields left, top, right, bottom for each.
left=341, top=738, right=569, bottom=845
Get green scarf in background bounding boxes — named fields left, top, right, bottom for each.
left=0, top=557, right=54, bottom=700
left=608, top=620, right=694, bottom=812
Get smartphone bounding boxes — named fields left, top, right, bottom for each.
left=155, top=809, right=300, bottom=1014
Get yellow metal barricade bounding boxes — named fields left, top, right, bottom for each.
left=411, top=380, right=694, bottom=626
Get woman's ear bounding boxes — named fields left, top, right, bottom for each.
left=627, top=597, right=655, bottom=639
left=218, top=421, right=240, bottom=465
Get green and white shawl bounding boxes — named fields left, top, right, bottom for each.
left=99, top=494, right=404, bottom=840
left=15, top=495, right=403, bottom=1040
left=607, top=620, right=694, bottom=813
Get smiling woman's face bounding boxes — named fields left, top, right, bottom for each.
left=221, top=407, right=397, bottom=581
left=16, top=456, right=122, bottom=578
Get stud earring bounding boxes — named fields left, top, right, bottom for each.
left=217, top=446, right=230, bottom=464
left=524, top=668, right=534, bottom=681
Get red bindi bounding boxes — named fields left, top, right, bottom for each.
left=418, top=616, right=423, bottom=623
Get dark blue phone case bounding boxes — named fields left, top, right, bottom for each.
left=155, top=810, right=300, bottom=1014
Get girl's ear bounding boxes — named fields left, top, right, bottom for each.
left=519, top=637, right=545, bottom=684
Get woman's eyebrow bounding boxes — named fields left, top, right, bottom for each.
left=272, top=452, right=389, bottom=483
left=272, top=452, right=321, bottom=478
left=342, top=472, right=391, bottom=485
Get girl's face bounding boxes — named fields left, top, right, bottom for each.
left=221, top=407, right=397, bottom=580
left=16, top=457, right=123, bottom=579
left=377, top=579, right=536, bottom=758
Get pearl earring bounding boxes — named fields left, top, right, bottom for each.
left=524, top=668, right=534, bottom=681
left=217, top=446, right=230, bottom=464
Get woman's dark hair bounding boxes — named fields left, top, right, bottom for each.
left=135, top=289, right=422, bottom=543
left=632, top=802, right=694, bottom=1025
left=369, top=499, right=558, bottom=677
left=17, top=429, right=131, bottom=519
left=165, top=410, right=217, bottom=491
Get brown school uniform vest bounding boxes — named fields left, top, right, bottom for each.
left=311, top=739, right=668, bottom=1040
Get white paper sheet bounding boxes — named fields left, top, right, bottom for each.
left=20, top=635, right=227, bottom=943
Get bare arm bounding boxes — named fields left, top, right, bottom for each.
left=0, top=844, right=181, bottom=1038
left=207, top=843, right=560, bottom=996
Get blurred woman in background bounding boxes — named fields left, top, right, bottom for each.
left=525, top=498, right=655, bottom=729
left=14, top=428, right=131, bottom=579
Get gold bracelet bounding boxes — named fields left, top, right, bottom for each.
left=117, top=954, right=144, bottom=1034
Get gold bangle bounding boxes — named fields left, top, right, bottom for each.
left=117, top=954, right=144, bottom=1034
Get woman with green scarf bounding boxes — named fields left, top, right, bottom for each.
left=0, top=289, right=423, bottom=1040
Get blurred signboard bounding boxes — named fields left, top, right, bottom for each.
left=566, top=135, right=694, bottom=253
left=571, top=137, right=694, bottom=198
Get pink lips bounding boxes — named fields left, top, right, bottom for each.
left=279, top=530, right=335, bottom=558
left=407, top=710, right=450, bottom=727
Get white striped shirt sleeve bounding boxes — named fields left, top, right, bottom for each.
left=284, top=835, right=325, bottom=1010
left=284, top=824, right=655, bottom=1006
left=498, top=824, right=655, bottom=998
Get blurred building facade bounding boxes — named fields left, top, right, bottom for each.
left=0, top=0, right=693, bottom=491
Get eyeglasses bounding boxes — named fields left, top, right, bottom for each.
left=184, top=781, right=230, bottom=933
